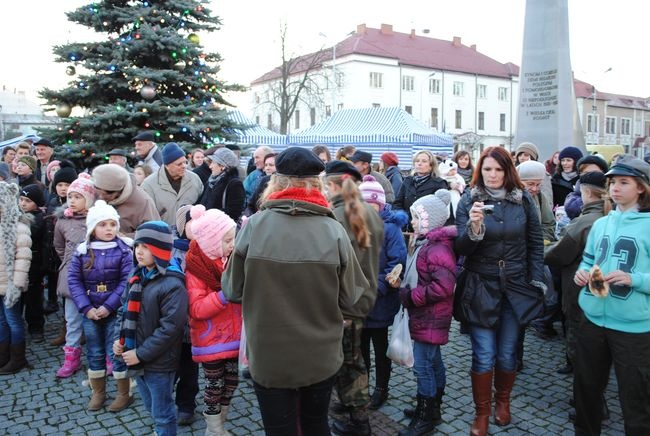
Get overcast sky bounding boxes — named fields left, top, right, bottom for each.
left=2, top=0, right=647, bottom=110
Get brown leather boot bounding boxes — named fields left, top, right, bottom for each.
left=50, top=324, right=67, bottom=346
left=0, top=341, right=9, bottom=368
left=470, top=370, right=493, bottom=436
left=107, top=376, right=133, bottom=412
left=0, top=342, right=28, bottom=375
left=87, top=370, right=107, bottom=411
left=494, top=369, right=516, bottom=426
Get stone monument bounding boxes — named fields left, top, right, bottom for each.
left=514, top=0, right=586, bottom=161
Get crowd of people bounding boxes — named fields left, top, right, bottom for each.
left=0, top=134, right=649, bottom=436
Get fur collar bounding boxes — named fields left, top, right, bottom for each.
left=470, top=186, right=523, bottom=204
left=76, top=236, right=134, bottom=255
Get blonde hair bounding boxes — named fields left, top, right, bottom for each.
left=260, top=174, right=323, bottom=205
left=411, top=150, right=439, bottom=177
left=326, top=174, right=370, bottom=249
left=580, top=184, right=612, bottom=215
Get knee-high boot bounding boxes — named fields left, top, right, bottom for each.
left=470, top=371, right=493, bottom=436
left=494, top=369, right=516, bottom=426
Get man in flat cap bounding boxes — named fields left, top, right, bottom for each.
left=350, top=150, right=395, bottom=203
left=107, top=148, right=133, bottom=172
left=132, top=131, right=162, bottom=172
left=33, top=138, right=55, bottom=185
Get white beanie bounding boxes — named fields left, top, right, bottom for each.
left=517, top=160, right=546, bottom=180
left=439, top=159, right=458, bottom=177
left=76, top=200, right=121, bottom=254
left=410, top=190, right=451, bottom=234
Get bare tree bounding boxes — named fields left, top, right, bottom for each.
left=256, top=24, right=330, bottom=134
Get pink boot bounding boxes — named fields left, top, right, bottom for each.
left=106, top=356, right=113, bottom=377
left=56, top=346, right=82, bottom=378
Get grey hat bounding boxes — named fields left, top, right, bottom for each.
left=515, top=142, right=539, bottom=161
left=517, top=160, right=546, bottom=180
left=107, top=148, right=127, bottom=157
left=605, top=154, right=650, bottom=184
left=209, top=147, right=239, bottom=169
left=132, top=131, right=156, bottom=142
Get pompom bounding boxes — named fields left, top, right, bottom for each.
left=190, top=204, right=206, bottom=220
left=362, top=174, right=377, bottom=182
left=434, top=189, right=451, bottom=206
left=94, top=200, right=108, bottom=208
left=77, top=172, right=92, bottom=180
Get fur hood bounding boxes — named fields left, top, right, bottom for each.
left=470, top=185, right=523, bottom=204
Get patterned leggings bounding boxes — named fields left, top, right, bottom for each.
left=202, top=358, right=239, bottom=415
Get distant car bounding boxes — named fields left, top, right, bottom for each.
left=586, top=144, right=625, bottom=165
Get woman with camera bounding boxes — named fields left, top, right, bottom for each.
left=454, top=146, right=545, bottom=436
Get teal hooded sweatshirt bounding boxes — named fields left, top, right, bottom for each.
left=578, top=207, right=650, bottom=333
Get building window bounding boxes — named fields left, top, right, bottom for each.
left=267, top=113, right=273, bottom=129
left=621, top=118, right=631, bottom=135
left=453, top=81, right=464, bottom=97
left=477, top=84, right=487, bottom=99
left=430, top=108, right=438, bottom=128
left=294, top=110, right=300, bottom=130
left=372, top=103, right=381, bottom=108
left=478, top=112, right=485, bottom=130
left=498, top=87, right=509, bottom=101
left=587, top=114, right=598, bottom=133
left=455, top=110, right=462, bottom=129
left=369, top=72, right=383, bottom=88
left=606, top=116, right=616, bottom=134
left=325, top=106, right=331, bottom=117
left=254, top=93, right=260, bottom=104
left=402, top=76, right=415, bottom=91
left=310, top=108, right=316, bottom=126
left=405, top=105, right=412, bottom=114
left=338, top=103, right=344, bottom=110
left=255, top=115, right=260, bottom=125
left=499, top=113, right=506, bottom=132
left=429, top=78, right=441, bottom=94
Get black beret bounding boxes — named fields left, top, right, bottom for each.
left=324, top=160, right=362, bottom=181
left=349, top=150, right=372, bottom=163
left=34, top=138, right=53, bottom=148
left=577, top=155, right=608, bottom=173
left=275, top=147, right=324, bottom=177
left=579, top=171, right=607, bottom=189
left=107, top=148, right=127, bottom=157
left=132, top=131, right=156, bottom=142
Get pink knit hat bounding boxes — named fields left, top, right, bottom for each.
left=189, top=205, right=236, bottom=260
left=66, top=173, right=95, bottom=211
left=359, top=175, right=386, bottom=210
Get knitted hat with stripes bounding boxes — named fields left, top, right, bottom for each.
left=359, top=175, right=386, bottom=210
left=134, top=221, right=173, bottom=273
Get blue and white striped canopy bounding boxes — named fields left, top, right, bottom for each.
left=0, top=134, right=39, bottom=150
left=287, top=107, right=453, bottom=165
left=225, top=110, right=286, bottom=147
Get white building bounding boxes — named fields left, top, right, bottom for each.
left=250, top=24, right=520, bottom=150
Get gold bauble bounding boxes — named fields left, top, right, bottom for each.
left=188, top=33, right=200, bottom=44
left=56, top=104, right=72, bottom=118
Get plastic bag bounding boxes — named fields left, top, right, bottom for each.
left=386, top=307, right=414, bottom=367
left=238, top=321, right=249, bottom=373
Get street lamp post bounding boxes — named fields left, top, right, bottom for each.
left=318, top=33, right=337, bottom=115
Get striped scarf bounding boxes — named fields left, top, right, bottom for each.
left=119, top=268, right=150, bottom=354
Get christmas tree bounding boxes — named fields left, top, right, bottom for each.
left=37, top=0, right=246, bottom=166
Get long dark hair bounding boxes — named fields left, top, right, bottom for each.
left=471, top=146, right=524, bottom=191
left=454, top=150, right=474, bottom=171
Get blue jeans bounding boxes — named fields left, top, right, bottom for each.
left=0, top=300, right=24, bottom=344
left=253, top=375, right=335, bottom=436
left=137, top=371, right=177, bottom=436
left=469, top=298, right=520, bottom=373
left=81, top=314, right=126, bottom=373
left=412, top=341, right=445, bottom=397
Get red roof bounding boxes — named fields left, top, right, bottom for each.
left=252, top=24, right=518, bottom=84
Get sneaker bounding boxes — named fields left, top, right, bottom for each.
left=177, top=411, right=195, bottom=426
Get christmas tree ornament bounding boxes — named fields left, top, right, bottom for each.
left=66, top=66, right=76, bottom=76
left=56, top=104, right=72, bottom=118
left=188, top=33, right=200, bottom=44
left=173, top=60, right=186, bottom=71
left=140, top=85, right=156, bottom=99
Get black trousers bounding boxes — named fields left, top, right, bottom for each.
left=174, top=342, right=199, bottom=414
left=23, top=271, right=44, bottom=333
left=360, top=327, right=392, bottom=390
left=574, top=318, right=650, bottom=436
left=253, top=374, right=335, bottom=436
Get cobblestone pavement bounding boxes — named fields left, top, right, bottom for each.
left=0, top=312, right=625, bottom=435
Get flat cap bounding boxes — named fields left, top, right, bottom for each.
left=107, top=148, right=127, bottom=157
left=275, top=147, right=324, bottom=177
left=132, top=131, right=156, bottom=142
left=349, top=150, right=373, bottom=163
left=606, top=154, right=650, bottom=184
left=324, top=160, right=362, bottom=181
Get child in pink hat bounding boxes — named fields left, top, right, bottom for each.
left=184, top=205, right=241, bottom=435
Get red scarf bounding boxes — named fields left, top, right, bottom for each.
left=184, top=240, right=224, bottom=291
left=266, top=187, right=330, bottom=208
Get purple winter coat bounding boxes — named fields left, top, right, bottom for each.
left=69, top=239, right=133, bottom=315
left=400, top=226, right=457, bottom=345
